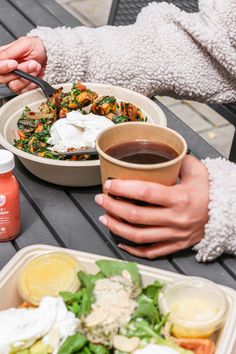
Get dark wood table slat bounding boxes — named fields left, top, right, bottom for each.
left=14, top=160, right=116, bottom=257
left=16, top=192, right=60, bottom=249
left=155, top=99, right=221, bottom=159
left=0, top=243, right=17, bottom=269
left=0, top=0, right=34, bottom=37
left=10, top=0, right=65, bottom=28
left=220, top=256, right=236, bottom=280
left=0, top=24, right=15, bottom=45
left=169, top=251, right=236, bottom=289
left=0, top=86, right=14, bottom=102
left=38, top=0, right=83, bottom=28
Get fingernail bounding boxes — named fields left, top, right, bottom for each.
left=104, top=179, right=112, bottom=190
left=8, top=60, right=17, bottom=69
left=99, top=215, right=108, bottom=226
left=95, top=194, right=104, bottom=206
left=118, top=243, right=125, bottom=250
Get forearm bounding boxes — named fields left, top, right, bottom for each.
left=194, top=158, right=236, bottom=262
left=29, top=0, right=236, bottom=103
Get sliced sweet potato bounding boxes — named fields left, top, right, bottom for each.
left=18, top=301, right=33, bottom=308
left=18, top=130, right=26, bottom=139
left=174, top=338, right=216, bottom=354
left=76, top=82, right=87, bottom=91
left=35, top=122, right=44, bottom=133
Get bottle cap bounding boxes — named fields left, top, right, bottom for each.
left=0, top=149, right=15, bottom=173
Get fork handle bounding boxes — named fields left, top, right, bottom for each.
left=13, top=69, right=54, bottom=97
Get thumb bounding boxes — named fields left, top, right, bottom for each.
left=179, top=155, right=205, bottom=181
left=0, top=38, right=29, bottom=61
left=0, top=43, right=12, bottom=51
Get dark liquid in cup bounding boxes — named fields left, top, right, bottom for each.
left=105, top=140, right=178, bottom=164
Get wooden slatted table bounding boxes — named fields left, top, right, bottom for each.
left=0, top=0, right=235, bottom=290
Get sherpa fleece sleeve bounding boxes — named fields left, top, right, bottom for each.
left=193, top=158, right=236, bottom=262
left=28, top=0, right=236, bottom=103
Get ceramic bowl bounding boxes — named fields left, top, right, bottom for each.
left=0, top=83, right=167, bottom=186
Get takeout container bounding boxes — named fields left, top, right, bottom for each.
left=96, top=122, right=187, bottom=186
left=0, top=244, right=235, bottom=354
left=0, top=83, right=166, bottom=187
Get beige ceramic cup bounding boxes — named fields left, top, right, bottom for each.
left=96, top=122, right=187, bottom=187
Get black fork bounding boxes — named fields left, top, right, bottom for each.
left=13, top=69, right=56, bottom=98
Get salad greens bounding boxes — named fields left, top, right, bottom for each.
left=131, top=280, right=164, bottom=325
left=58, top=333, right=88, bottom=354
left=112, top=115, right=129, bottom=124
left=96, top=259, right=140, bottom=287
left=58, top=260, right=193, bottom=354
left=58, top=334, right=109, bottom=354
left=60, top=271, right=105, bottom=317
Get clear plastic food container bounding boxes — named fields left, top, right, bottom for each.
left=17, top=252, right=84, bottom=305
left=0, top=246, right=235, bottom=353
left=159, top=277, right=228, bottom=338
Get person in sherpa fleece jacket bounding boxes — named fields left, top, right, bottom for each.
left=0, top=0, right=235, bottom=262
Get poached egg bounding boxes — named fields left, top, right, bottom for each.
left=0, top=297, right=78, bottom=354
left=47, top=111, right=114, bottom=153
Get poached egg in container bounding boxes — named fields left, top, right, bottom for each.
left=0, top=297, right=78, bottom=354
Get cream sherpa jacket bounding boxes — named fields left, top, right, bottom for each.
left=29, top=0, right=236, bottom=262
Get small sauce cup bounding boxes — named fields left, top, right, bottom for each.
left=159, top=277, right=228, bottom=338
left=18, top=252, right=84, bottom=305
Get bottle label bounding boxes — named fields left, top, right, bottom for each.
left=0, top=195, right=10, bottom=237
left=0, top=195, right=6, bottom=207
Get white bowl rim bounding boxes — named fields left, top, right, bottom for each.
left=0, top=82, right=167, bottom=167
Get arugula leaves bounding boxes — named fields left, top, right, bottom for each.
left=132, top=280, right=163, bottom=325
left=60, top=272, right=105, bottom=317
left=58, top=333, right=88, bottom=354
left=57, top=333, right=109, bottom=354
left=96, top=259, right=140, bottom=288
left=121, top=280, right=169, bottom=347
left=132, top=294, right=161, bottom=325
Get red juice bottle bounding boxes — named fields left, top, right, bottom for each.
left=0, top=150, right=20, bottom=241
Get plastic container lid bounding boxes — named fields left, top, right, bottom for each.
left=159, top=277, right=228, bottom=338
left=17, top=252, right=85, bottom=305
left=0, top=149, right=15, bottom=173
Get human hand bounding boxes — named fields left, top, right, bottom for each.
left=0, top=36, right=47, bottom=94
left=95, top=155, right=209, bottom=259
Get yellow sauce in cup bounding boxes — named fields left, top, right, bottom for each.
left=159, top=277, right=227, bottom=338
left=18, top=252, right=84, bottom=305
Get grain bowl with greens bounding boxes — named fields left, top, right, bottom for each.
left=13, top=83, right=147, bottom=161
